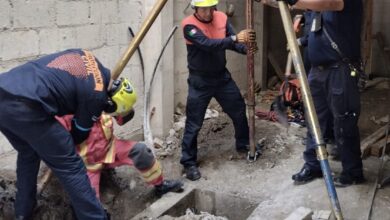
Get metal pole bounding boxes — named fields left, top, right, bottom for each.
left=277, top=2, right=343, bottom=219
left=246, top=0, right=257, bottom=161
left=111, top=0, right=168, bottom=81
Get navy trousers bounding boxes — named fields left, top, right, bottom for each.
left=0, top=91, right=106, bottom=219
left=303, top=62, right=364, bottom=178
left=180, top=72, right=249, bottom=167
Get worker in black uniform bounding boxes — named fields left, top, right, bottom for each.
left=260, top=0, right=365, bottom=187
left=180, top=0, right=257, bottom=181
left=0, top=49, right=136, bottom=219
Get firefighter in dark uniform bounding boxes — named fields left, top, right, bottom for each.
left=0, top=49, right=138, bottom=219
left=180, top=0, right=257, bottom=181
left=260, top=0, right=365, bottom=186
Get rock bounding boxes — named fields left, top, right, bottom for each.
left=204, top=109, right=219, bottom=120
left=312, top=210, right=332, bottom=220
left=284, top=207, right=313, bottom=220
left=153, top=138, right=165, bottom=149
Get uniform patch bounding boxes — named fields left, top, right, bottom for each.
left=82, top=50, right=104, bottom=91
left=188, top=28, right=197, bottom=37
left=47, top=53, right=88, bottom=79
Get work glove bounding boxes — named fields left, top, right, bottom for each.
left=232, top=29, right=256, bottom=44
left=247, top=43, right=259, bottom=55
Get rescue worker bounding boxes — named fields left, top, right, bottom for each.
left=0, top=49, right=128, bottom=219
left=260, top=0, right=365, bottom=187
left=180, top=0, right=257, bottom=181
left=56, top=109, right=184, bottom=200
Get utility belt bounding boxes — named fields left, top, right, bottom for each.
left=189, top=68, right=227, bottom=78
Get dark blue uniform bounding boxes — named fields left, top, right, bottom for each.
left=180, top=12, right=249, bottom=168
left=0, top=49, right=110, bottom=219
left=302, top=0, right=364, bottom=181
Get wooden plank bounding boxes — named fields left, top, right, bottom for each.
left=361, top=125, right=388, bottom=158
left=362, top=0, right=374, bottom=75
left=370, top=136, right=390, bottom=157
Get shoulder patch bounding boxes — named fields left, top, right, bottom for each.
left=188, top=28, right=197, bottom=37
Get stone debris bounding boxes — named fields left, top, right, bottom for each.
left=158, top=208, right=228, bottom=220
left=204, top=109, right=219, bottom=120
left=284, top=206, right=313, bottom=220
left=312, top=210, right=332, bottom=220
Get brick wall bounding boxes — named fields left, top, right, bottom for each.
left=0, top=0, right=146, bottom=154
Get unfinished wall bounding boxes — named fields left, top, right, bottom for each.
left=173, top=0, right=263, bottom=107
left=371, top=0, right=390, bottom=76
left=0, top=0, right=174, bottom=154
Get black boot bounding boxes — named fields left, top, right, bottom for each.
left=155, top=180, right=184, bottom=197
left=184, top=166, right=201, bottom=181
left=292, top=166, right=323, bottom=185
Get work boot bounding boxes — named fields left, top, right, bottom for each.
left=292, top=166, right=323, bottom=185
left=333, top=174, right=366, bottom=188
left=184, top=166, right=201, bottom=181
left=155, top=180, right=184, bottom=197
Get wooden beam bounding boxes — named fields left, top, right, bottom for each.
left=361, top=125, right=388, bottom=158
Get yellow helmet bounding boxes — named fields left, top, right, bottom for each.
left=191, top=0, right=218, bottom=7
left=108, top=78, right=137, bottom=116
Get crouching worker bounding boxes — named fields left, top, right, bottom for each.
left=56, top=81, right=183, bottom=200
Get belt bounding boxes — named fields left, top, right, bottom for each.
left=312, top=61, right=345, bottom=71
left=189, top=69, right=226, bottom=78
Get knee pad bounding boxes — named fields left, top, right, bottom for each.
left=128, top=143, right=155, bottom=170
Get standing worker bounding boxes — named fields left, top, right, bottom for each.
left=260, top=0, right=365, bottom=186
left=180, top=0, right=257, bottom=181
left=0, top=49, right=137, bottom=219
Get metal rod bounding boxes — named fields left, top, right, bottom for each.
left=246, top=0, right=256, bottom=160
left=143, top=26, right=178, bottom=149
left=277, top=2, right=343, bottom=219
left=111, top=0, right=168, bottom=81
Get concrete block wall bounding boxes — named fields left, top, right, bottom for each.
left=0, top=0, right=147, bottom=154
left=173, top=0, right=263, bottom=107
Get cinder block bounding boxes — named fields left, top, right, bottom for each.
left=38, top=28, right=59, bottom=54
left=118, top=0, right=142, bottom=23
left=57, top=28, right=77, bottom=50
left=91, top=45, right=120, bottom=70
left=284, top=207, right=313, bottom=220
left=0, top=1, right=11, bottom=29
left=90, top=1, right=119, bottom=24
left=0, top=30, right=39, bottom=60
left=106, top=24, right=131, bottom=46
left=56, top=1, right=89, bottom=26
left=13, top=0, right=55, bottom=29
left=75, top=25, right=104, bottom=49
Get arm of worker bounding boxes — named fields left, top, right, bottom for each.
left=226, top=23, right=247, bottom=54
left=71, top=98, right=106, bottom=144
left=258, top=0, right=344, bottom=11
left=183, top=24, right=237, bottom=52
